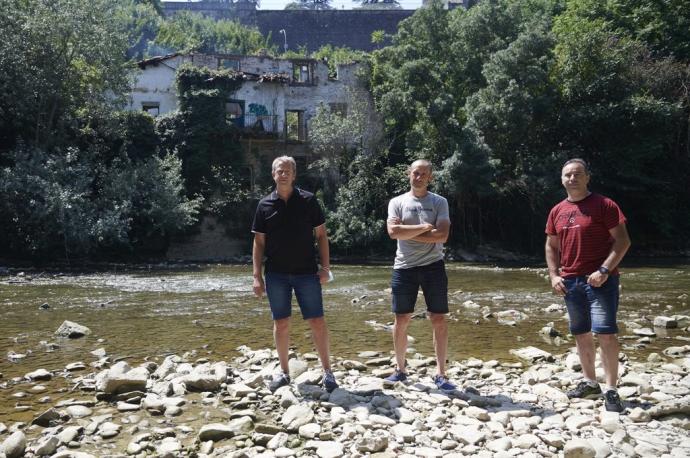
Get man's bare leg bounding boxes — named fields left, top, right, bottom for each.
left=392, top=313, right=412, bottom=372
left=598, top=333, right=620, bottom=387
left=429, top=312, right=448, bottom=376
left=575, top=332, right=597, bottom=381
left=307, top=316, right=331, bottom=371
left=274, top=317, right=291, bottom=374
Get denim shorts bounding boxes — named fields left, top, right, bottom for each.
left=563, top=275, right=619, bottom=335
left=391, top=260, right=448, bottom=314
left=265, top=272, right=324, bottom=320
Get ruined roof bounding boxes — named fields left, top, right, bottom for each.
left=136, top=53, right=181, bottom=69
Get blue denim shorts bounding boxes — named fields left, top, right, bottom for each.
left=265, top=272, right=324, bottom=320
left=563, top=275, right=619, bottom=335
left=391, top=260, right=449, bottom=314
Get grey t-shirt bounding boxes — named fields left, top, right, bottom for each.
left=388, top=191, right=450, bottom=269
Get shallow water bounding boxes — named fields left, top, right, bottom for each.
left=1, top=262, right=689, bottom=423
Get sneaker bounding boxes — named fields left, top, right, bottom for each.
left=384, top=369, right=408, bottom=383
left=269, top=372, right=290, bottom=392
left=566, top=381, right=603, bottom=399
left=604, top=390, right=625, bottom=412
left=322, top=370, right=338, bottom=392
left=433, top=374, right=457, bottom=391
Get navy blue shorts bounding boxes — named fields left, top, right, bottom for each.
left=391, top=260, right=448, bottom=314
left=265, top=272, right=324, bottom=320
left=563, top=275, right=619, bottom=335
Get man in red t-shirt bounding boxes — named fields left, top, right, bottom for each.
left=545, top=158, right=631, bottom=412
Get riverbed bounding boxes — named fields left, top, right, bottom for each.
left=1, top=263, right=689, bottom=424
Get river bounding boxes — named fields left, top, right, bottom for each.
left=1, top=262, right=689, bottom=423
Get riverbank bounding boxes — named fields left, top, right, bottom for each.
left=1, top=336, right=689, bottom=457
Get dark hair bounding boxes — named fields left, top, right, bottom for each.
left=562, top=158, right=590, bottom=174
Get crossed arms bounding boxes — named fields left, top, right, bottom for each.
left=387, top=216, right=450, bottom=243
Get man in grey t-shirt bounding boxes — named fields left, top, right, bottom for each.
left=385, top=159, right=456, bottom=390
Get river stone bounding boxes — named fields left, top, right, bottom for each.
left=541, top=434, right=565, bottom=449
left=33, top=435, right=59, bottom=456
left=1, top=431, right=26, bottom=458
left=486, top=437, right=512, bottom=452
left=267, top=431, right=289, bottom=450
left=564, top=438, right=596, bottom=458
left=465, top=406, right=490, bottom=421
left=327, top=388, right=359, bottom=408
left=566, top=414, right=595, bottom=431
left=341, top=359, right=367, bottom=370
left=228, top=416, right=253, bottom=434
left=199, top=423, right=235, bottom=442
left=633, top=327, right=656, bottom=337
left=356, top=433, right=388, bottom=453
left=25, top=368, right=52, bottom=381
left=282, top=404, right=314, bottom=431
left=32, top=407, right=62, bottom=427
left=629, top=407, right=652, bottom=422
left=531, top=383, right=569, bottom=403
left=65, top=362, right=86, bottom=371
left=450, top=425, right=486, bottom=445
left=66, top=405, right=93, bottom=418
left=654, top=316, right=678, bottom=328
left=98, top=421, right=121, bottom=438
left=510, top=347, right=554, bottom=363
left=314, top=440, right=344, bottom=458
left=600, top=411, right=622, bottom=433
left=515, top=433, right=542, bottom=449
left=288, top=359, right=309, bottom=379
left=157, top=437, right=182, bottom=457
left=391, top=423, right=416, bottom=442
left=647, top=395, right=690, bottom=417
left=298, top=423, right=321, bottom=439
left=54, top=320, right=91, bottom=338
left=96, top=368, right=148, bottom=395
left=57, top=426, right=82, bottom=444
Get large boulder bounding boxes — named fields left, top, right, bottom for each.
left=96, top=362, right=148, bottom=395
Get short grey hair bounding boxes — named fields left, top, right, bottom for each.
left=562, top=158, right=590, bottom=175
left=272, top=156, right=297, bottom=174
left=408, top=159, right=433, bottom=173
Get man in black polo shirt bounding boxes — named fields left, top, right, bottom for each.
left=251, top=156, right=338, bottom=393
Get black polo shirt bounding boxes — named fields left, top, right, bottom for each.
left=251, top=187, right=326, bottom=274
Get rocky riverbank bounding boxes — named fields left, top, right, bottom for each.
left=2, top=333, right=690, bottom=458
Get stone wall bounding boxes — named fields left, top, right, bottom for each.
left=161, top=2, right=415, bottom=51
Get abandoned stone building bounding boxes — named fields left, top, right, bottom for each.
left=129, top=51, right=364, bottom=161
left=128, top=52, right=370, bottom=259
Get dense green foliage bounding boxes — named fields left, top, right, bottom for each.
left=357, top=0, right=690, bottom=253
left=0, top=0, right=201, bottom=260
left=153, top=12, right=273, bottom=55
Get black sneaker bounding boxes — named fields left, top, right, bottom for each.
left=604, top=390, right=625, bottom=412
left=322, top=370, right=338, bottom=393
left=269, top=372, right=290, bottom=392
left=566, top=381, right=602, bottom=399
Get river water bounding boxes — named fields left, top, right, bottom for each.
left=1, top=262, right=689, bottom=423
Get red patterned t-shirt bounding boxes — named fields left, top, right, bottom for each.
left=545, top=193, right=626, bottom=277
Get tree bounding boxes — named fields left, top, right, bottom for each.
left=284, top=0, right=333, bottom=10
left=0, top=0, right=131, bottom=153
left=153, top=12, right=273, bottom=54
left=355, top=0, right=402, bottom=10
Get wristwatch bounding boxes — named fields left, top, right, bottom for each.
left=598, top=266, right=610, bottom=275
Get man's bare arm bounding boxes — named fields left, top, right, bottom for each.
left=545, top=234, right=565, bottom=296
left=314, top=224, right=330, bottom=284
left=252, top=233, right=266, bottom=297
left=410, top=219, right=450, bottom=243
left=387, top=217, right=433, bottom=240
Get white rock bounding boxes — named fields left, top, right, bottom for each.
left=282, top=404, right=314, bottom=431
left=391, top=423, right=416, bottom=442
left=449, top=425, right=486, bottom=445
left=54, top=320, right=91, bottom=338
left=514, top=433, right=542, bottom=449
left=198, top=423, right=235, bottom=442
left=24, top=369, right=52, bottom=381
left=532, top=383, right=569, bottom=402
left=315, top=441, right=344, bottom=458
left=66, top=405, right=93, bottom=418
left=628, top=407, right=651, bottom=422
left=288, top=359, right=309, bottom=379
left=369, top=414, right=397, bottom=426
left=653, top=316, right=677, bottom=328
left=599, top=411, right=621, bottom=433
left=355, top=433, right=388, bottom=453
left=541, top=434, right=565, bottom=449
left=298, top=423, right=321, bottom=439
left=1, top=431, right=26, bottom=458
left=588, top=437, right=611, bottom=458
left=486, top=437, right=512, bottom=452
left=563, top=438, right=596, bottom=458
left=267, top=432, right=289, bottom=450
left=465, top=406, right=490, bottom=421
left=565, top=414, right=595, bottom=431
